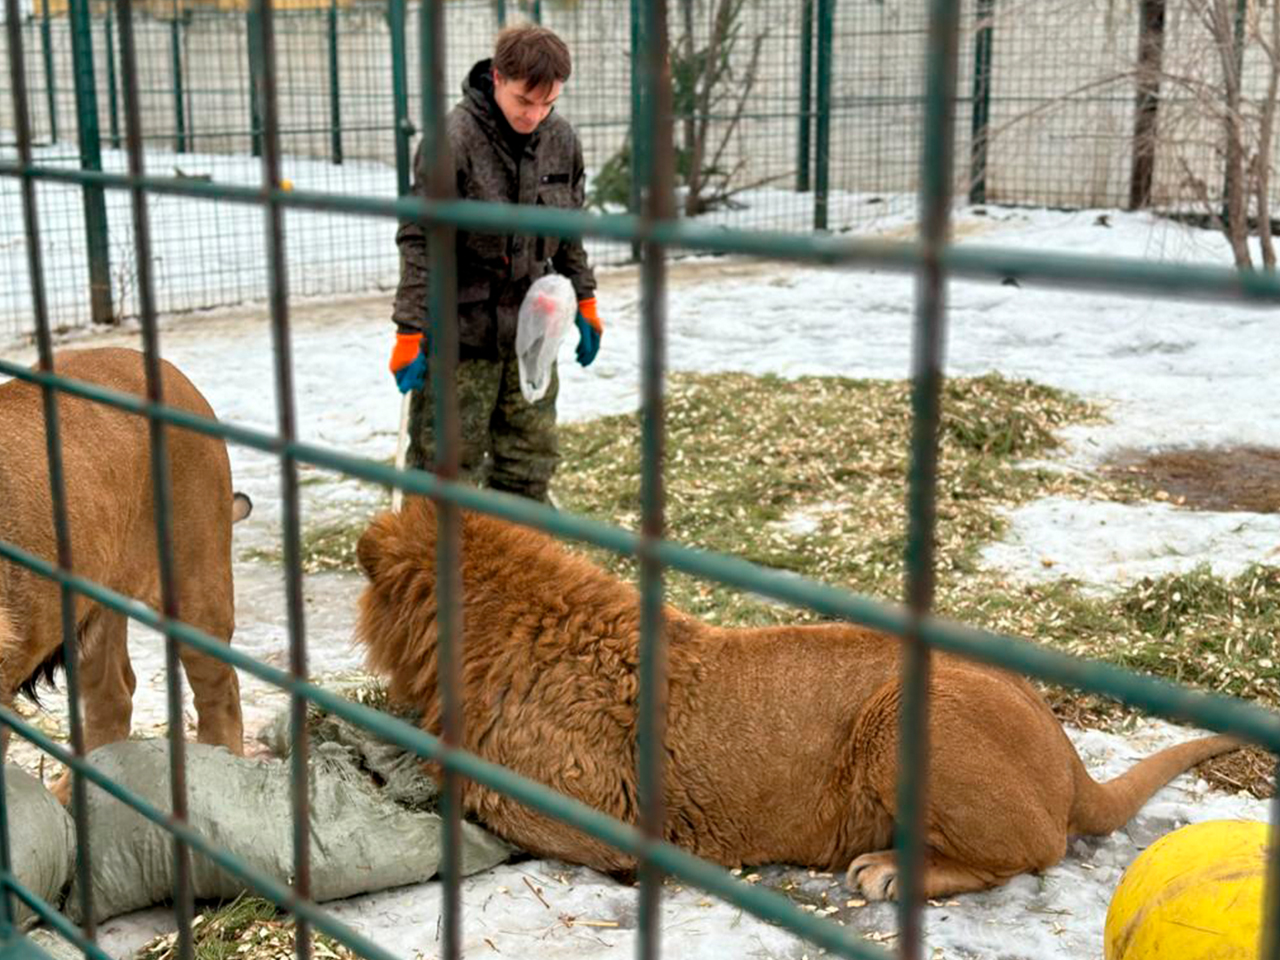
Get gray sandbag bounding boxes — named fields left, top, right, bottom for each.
left=26, top=928, right=82, bottom=960
left=5, top=764, right=75, bottom=930
left=65, top=740, right=513, bottom=924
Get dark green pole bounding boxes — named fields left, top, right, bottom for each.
left=493, top=0, right=506, bottom=28
left=247, top=3, right=263, bottom=157
left=104, top=4, right=121, bottom=150
left=328, top=0, right=343, bottom=163
left=68, top=0, right=112, bottom=324
left=813, top=0, right=833, bottom=230
left=797, top=0, right=814, bottom=193
left=968, top=0, right=993, bottom=204
left=629, top=0, right=647, bottom=261
left=531, top=0, right=542, bottom=24
left=388, top=0, right=411, bottom=198
left=170, top=0, right=187, bottom=153
left=40, top=0, right=58, bottom=143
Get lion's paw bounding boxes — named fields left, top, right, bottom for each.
left=845, top=851, right=898, bottom=901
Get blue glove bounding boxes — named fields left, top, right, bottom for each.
left=574, top=298, right=603, bottom=367
left=390, top=329, right=429, bottom=394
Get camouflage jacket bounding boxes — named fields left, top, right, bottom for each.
left=392, top=59, right=596, bottom=356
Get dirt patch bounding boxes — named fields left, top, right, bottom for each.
left=1105, top=445, right=1280, bottom=513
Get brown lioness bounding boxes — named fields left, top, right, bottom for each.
left=355, top=498, right=1240, bottom=899
left=0, top=348, right=247, bottom=795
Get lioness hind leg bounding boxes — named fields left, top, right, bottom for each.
left=50, top=608, right=135, bottom=803
left=846, top=848, right=1011, bottom=901
left=176, top=597, right=244, bottom=756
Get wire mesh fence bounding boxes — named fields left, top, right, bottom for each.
left=6, top=0, right=1280, bottom=337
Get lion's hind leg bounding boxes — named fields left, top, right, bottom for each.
left=846, top=667, right=1073, bottom=900
left=176, top=594, right=244, bottom=756
left=846, top=847, right=1011, bottom=901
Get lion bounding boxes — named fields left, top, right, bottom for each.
left=1, top=347, right=248, bottom=798
left=355, top=497, right=1240, bottom=900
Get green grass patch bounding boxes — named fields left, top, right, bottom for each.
left=557, top=371, right=1119, bottom=625
left=243, top=518, right=366, bottom=574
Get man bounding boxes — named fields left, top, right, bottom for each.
left=389, top=23, right=602, bottom=505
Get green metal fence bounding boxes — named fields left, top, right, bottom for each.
left=3, top=1, right=1280, bottom=959
left=9, top=0, right=1280, bottom=339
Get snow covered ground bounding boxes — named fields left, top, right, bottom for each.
left=2, top=202, right=1277, bottom=959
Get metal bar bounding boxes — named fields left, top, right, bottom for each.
left=493, top=0, right=505, bottom=29
left=246, top=4, right=262, bottom=158
left=968, top=0, right=993, bottom=205
left=813, top=0, right=833, bottom=230
left=418, top=2, right=463, bottom=956
left=170, top=1, right=187, bottom=154
left=3, top=0, right=97, bottom=935
left=68, top=0, right=113, bottom=324
left=103, top=6, right=121, bottom=150
left=14, top=162, right=1280, bottom=302
left=40, top=0, right=57, bottom=144
left=0, top=708, right=892, bottom=960
left=1129, top=0, right=1164, bottom=210
left=531, top=0, right=541, bottom=24
left=635, top=0, right=675, bottom=955
left=1, top=879, right=113, bottom=960
left=1265, top=756, right=1280, bottom=960
left=387, top=0, right=411, bottom=198
left=246, top=0, right=313, bottom=955
left=797, top=0, right=813, bottom=193
left=328, top=0, right=342, bottom=164
left=0, top=758, right=12, bottom=934
left=628, top=0, right=645, bottom=261
left=114, top=0, right=195, bottom=954
left=895, top=0, right=960, bottom=953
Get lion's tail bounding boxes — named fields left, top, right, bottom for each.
left=1068, top=734, right=1241, bottom=836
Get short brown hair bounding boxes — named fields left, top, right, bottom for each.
left=493, top=24, right=572, bottom=91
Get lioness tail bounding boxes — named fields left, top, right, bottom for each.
left=1068, top=734, right=1241, bottom=836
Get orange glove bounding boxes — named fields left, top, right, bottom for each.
left=389, top=329, right=428, bottom=393
left=574, top=298, right=603, bottom=367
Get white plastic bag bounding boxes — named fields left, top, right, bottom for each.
left=516, top=274, right=577, bottom=403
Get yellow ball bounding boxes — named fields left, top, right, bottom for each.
left=1105, top=819, right=1272, bottom=960
left=280, top=178, right=294, bottom=191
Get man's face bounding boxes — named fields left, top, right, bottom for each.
left=492, top=71, right=562, bottom=134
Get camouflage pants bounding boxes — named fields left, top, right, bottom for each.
left=406, top=344, right=560, bottom=503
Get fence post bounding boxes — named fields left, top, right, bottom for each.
left=530, top=0, right=542, bottom=24
left=68, top=0, right=112, bottom=324
left=40, top=0, right=58, bottom=142
left=328, top=0, right=343, bottom=163
left=969, top=0, right=993, bottom=204
left=1129, top=0, right=1164, bottom=210
left=388, top=0, right=411, bottom=198
left=629, top=0, right=648, bottom=260
left=493, top=0, right=506, bottom=28
left=104, top=3, right=121, bottom=150
left=796, top=0, right=813, bottom=192
left=246, top=3, right=263, bottom=157
left=170, top=0, right=187, bottom=153
left=813, top=0, right=833, bottom=230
